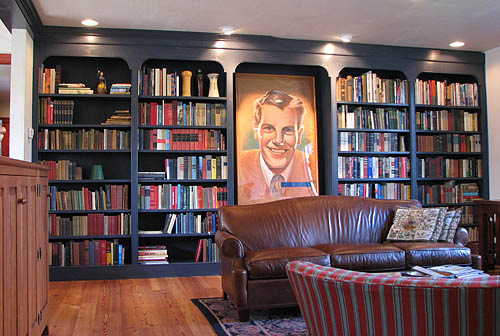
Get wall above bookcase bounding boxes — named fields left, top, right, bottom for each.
left=33, top=26, right=488, bottom=280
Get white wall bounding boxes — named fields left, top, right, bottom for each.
left=9, top=29, right=33, bottom=161
left=486, top=47, right=500, bottom=199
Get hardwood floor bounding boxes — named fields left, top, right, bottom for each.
left=47, top=276, right=223, bottom=336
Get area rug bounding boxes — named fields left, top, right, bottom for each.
left=192, top=297, right=307, bottom=336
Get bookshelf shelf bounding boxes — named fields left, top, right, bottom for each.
left=416, top=152, right=482, bottom=156
left=138, top=233, right=215, bottom=238
left=416, top=177, right=482, bottom=182
left=338, top=128, right=409, bottom=133
left=49, top=235, right=132, bottom=240
left=39, top=150, right=131, bottom=153
left=338, top=151, right=410, bottom=156
left=139, top=150, right=227, bottom=154
left=49, top=179, right=131, bottom=184
left=415, top=104, right=481, bottom=110
left=49, top=210, right=131, bottom=214
left=138, top=125, right=226, bottom=130
left=138, top=95, right=226, bottom=102
left=422, top=203, right=479, bottom=208
left=337, top=101, right=408, bottom=107
left=39, top=124, right=131, bottom=129
left=39, top=93, right=131, bottom=100
left=138, top=179, right=226, bottom=183
left=138, top=209, right=218, bottom=213
left=339, top=178, right=411, bottom=182
left=416, top=130, right=481, bottom=135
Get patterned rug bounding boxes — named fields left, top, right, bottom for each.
left=192, top=297, right=307, bottom=336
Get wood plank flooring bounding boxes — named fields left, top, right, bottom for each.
left=47, top=276, right=223, bottom=336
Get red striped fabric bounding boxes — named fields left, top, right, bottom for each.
left=286, top=261, right=500, bottom=336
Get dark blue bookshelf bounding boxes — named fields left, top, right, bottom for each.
left=49, top=235, right=131, bottom=240
left=415, top=104, right=481, bottom=110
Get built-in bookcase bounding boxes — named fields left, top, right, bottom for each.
left=37, top=56, right=133, bottom=270
left=136, top=60, right=226, bottom=265
left=415, top=73, right=483, bottom=244
left=336, top=68, right=411, bottom=200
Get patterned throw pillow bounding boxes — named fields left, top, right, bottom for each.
left=445, top=208, right=463, bottom=243
left=386, top=207, right=441, bottom=241
left=438, top=210, right=456, bottom=241
left=430, top=207, right=448, bottom=241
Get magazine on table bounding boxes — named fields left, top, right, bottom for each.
left=403, top=265, right=489, bottom=278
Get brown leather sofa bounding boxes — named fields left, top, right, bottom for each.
left=215, top=196, right=481, bottom=321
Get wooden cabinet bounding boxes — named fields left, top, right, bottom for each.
left=0, top=156, right=49, bottom=336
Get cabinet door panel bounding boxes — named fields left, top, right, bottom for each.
left=0, top=176, right=19, bottom=336
left=36, top=180, right=49, bottom=332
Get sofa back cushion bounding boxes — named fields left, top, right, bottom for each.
left=218, top=195, right=420, bottom=251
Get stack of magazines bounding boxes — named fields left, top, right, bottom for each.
left=404, top=265, right=489, bottom=278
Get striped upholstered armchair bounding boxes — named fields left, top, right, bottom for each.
left=286, top=261, right=500, bottom=336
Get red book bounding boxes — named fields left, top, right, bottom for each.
left=166, top=102, right=173, bottom=125
left=172, top=101, right=178, bottom=125
left=197, top=186, right=203, bottom=209
left=150, top=185, right=158, bottom=210
left=111, top=185, right=117, bottom=209
left=172, top=185, right=177, bottom=209
left=151, top=102, right=158, bottom=125
left=195, top=239, right=203, bottom=262
left=117, top=185, right=123, bottom=210
left=101, top=240, right=107, bottom=266
left=99, top=213, right=105, bottom=235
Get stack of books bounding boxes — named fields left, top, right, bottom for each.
left=101, top=110, right=131, bottom=125
left=58, top=83, right=94, bottom=94
left=405, top=265, right=488, bottom=278
left=138, top=245, right=168, bottom=265
left=110, top=83, right=131, bottom=95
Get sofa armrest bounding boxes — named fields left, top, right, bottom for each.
left=471, top=254, right=482, bottom=270
left=215, top=230, right=245, bottom=259
left=454, top=227, right=469, bottom=247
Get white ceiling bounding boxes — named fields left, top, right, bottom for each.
left=32, top=0, right=500, bottom=52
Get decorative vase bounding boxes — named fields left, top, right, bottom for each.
left=181, top=70, right=192, bottom=97
left=197, top=69, right=204, bottom=96
left=207, top=73, right=219, bottom=98
left=90, top=165, right=104, bottom=180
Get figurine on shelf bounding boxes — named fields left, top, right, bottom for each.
left=97, top=69, right=107, bottom=94
left=197, top=69, right=204, bottom=96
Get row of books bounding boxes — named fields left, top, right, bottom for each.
left=138, top=212, right=217, bottom=235
left=109, top=83, right=131, bottom=95
left=337, top=106, right=408, bottom=130
left=417, top=134, right=481, bottom=152
left=417, top=158, right=482, bottom=178
left=415, top=79, right=479, bottom=106
left=336, top=72, right=409, bottom=103
left=417, top=182, right=480, bottom=205
left=467, top=227, right=479, bottom=242
left=416, top=110, right=479, bottom=131
left=38, top=98, right=74, bottom=125
left=338, top=156, right=409, bottom=179
left=138, top=245, right=168, bottom=264
left=338, top=183, right=411, bottom=200
left=50, top=239, right=126, bottom=266
left=38, top=129, right=131, bottom=150
left=338, top=132, right=406, bottom=152
left=139, top=101, right=227, bottom=126
left=138, top=184, right=227, bottom=210
left=38, top=65, right=61, bottom=94
left=49, top=213, right=132, bottom=237
left=195, top=238, right=220, bottom=263
left=163, top=155, right=228, bottom=180
left=139, top=129, right=226, bottom=151
left=139, top=67, right=180, bottom=96
left=49, top=185, right=129, bottom=211
left=461, top=206, right=476, bottom=225
left=40, top=160, right=83, bottom=180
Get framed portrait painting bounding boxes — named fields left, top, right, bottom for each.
left=235, top=73, right=319, bottom=205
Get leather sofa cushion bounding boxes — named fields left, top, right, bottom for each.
left=314, top=244, right=406, bottom=271
left=386, top=242, right=471, bottom=267
left=245, top=247, right=330, bottom=280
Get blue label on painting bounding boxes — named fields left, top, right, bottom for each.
left=281, top=182, right=313, bottom=188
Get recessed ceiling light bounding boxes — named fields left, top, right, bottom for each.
left=324, top=43, right=335, bottom=54
left=81, top=19, right=98, bottom=27
left=215, top=41, right=225, bottom=48
left=449, top=41, right=465, bottom=48
left=219, top=26, right=237, bottom=35
left=339, top=34, right=352, bottom=43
